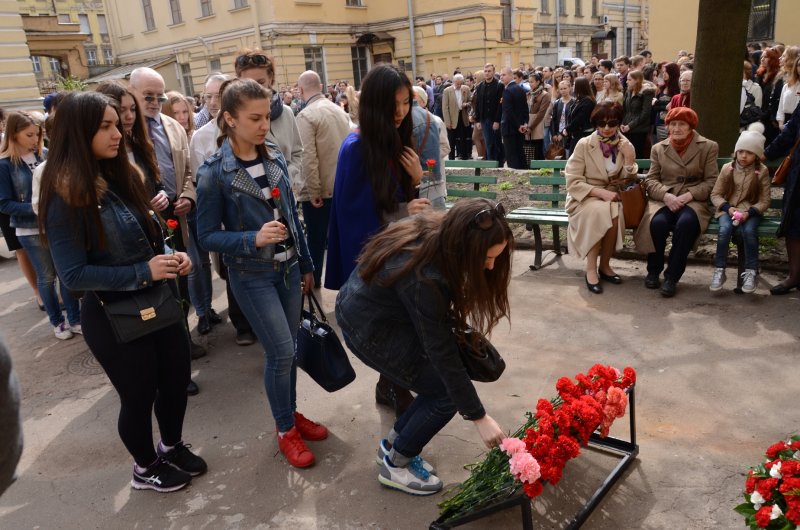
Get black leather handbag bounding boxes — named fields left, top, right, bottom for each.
left=96, top=282, right=183, bottom=344
left=296, top=292, right=356, bottom=392
left=455, top=328, right=506, bottom=383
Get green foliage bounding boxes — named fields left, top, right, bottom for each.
left=499, top=181, right=513, bottom=191
left=479, top=185, right=490, bottom=192
left=56, top=75, right=88, bottom=92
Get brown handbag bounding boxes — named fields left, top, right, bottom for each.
left=616, top=179, right=647, bottom=228
left=772, top=135, right=800, bottom=185
left=545, top=138, right=566, bottom=160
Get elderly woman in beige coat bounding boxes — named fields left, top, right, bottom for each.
left=566, top=102, right=637, bottom=294
left=634, top=107, right=719, bottom=297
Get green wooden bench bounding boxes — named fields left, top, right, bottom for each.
left=445, top=160, right=499, bottom=201
left=505, top=158, right=783, bottom=273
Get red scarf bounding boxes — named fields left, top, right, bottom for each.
left=670, top=131, right=695, bottom=157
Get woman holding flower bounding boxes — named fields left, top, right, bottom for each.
left=335, top=198, right=509, bottom=495
left=196, top=79, right=326, bottom=469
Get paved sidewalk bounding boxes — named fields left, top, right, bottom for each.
left=0, top=249, right=797, bottom=529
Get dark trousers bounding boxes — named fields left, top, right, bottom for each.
left=480, top=119, right=504, bottom=164
left=301, top=199, right=332, bottom=286
left=220, top=263, right=253, bottom=334
left=81, top=293, right=190, bottom=467
left=447, top=121, right=471, bottom=160
left=626, top=131, right=651, bottom=159
left=647, top=206, right=701, bottom=282
left=503, top=132, right=526, bottom=169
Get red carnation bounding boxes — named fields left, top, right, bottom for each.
left=787, top=505, right=800, bottom=525
left=523, top=480, right=544, bottom=498
left=782, top=461, right=800, bottom=478
left=166, top=218, right=179, bottom=230
left=271, top=187, right=280, bottom=200
left=756, top=478, right=779, bottom=501
left=621, top=367, right=636, bottom=387
left=766, top=441, right=788, bottom=459
left=754, top=505, right=773, bottom=528
left=781, top=477, right=800, bottom=495
left=556, top=377, right=580, bottom=399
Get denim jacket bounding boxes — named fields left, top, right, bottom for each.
left=0, top=156, right=41, bottom=229
left=44, top=190, right=161, bottom=292
left=195, top=138, right=313, bottom=274
left=335, top=250, right=485, bottom=420
left=411, top=103, right=446, bottom=209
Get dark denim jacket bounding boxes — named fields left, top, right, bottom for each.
left=45, top=190, right=160, bottom=292
left=0, top=156, right=41, bottom=229
left=335, top=250, right=485, bottom=420
left=196, top=138, right=313, bottom=274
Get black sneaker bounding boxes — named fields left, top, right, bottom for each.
left=235, top=330, right=256, bottom=346
left=131, top=458, right=191, bottom=492
left=157, top=442, right=208, bottom=476
left=208, top=308, right=223, bottom=325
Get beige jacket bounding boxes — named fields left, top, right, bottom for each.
left=526, top=89, right=551, bottom=141
left=295, top=95, right=352, bottom=201
left=160, top=113, right=196, bottom=241
left=442, top=84, right=471, bottom=128
left=710, top=162, right=771, bottom=218
left=633, top=133, right=719, bottom=254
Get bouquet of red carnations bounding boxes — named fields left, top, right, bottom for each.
left=735, top=436, right=800, bottom=529
left=437, top=364, right=636, bottom=522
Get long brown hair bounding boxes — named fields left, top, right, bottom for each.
left=358, top=198, right=513, bottom=337
left=162, top=90, right=195, bottom=137
left=38, top=92, right=159, bottom=249
left=216, top=78, right=272, bottom=159
left=0, top=111, right=43, bottom=165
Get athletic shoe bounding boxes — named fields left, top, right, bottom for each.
left=131, top=458, right=191, bottom=492
left=378, top=455, right=442, bottom=496
left=53, top=322, right=73, bottom=340
left=293, top=412, right=328, bottom=441
left=741, top=269, right=757, bottom=294
left=277, top=427, right=315, bottom=468
left=157, top=442, right=208, bottom=476
left=375, top=439, right=436, bottom=475
left=69, top=323, right=82, bottom=335
left=235, top=330, right=256, bottom=346
left=709, top=268, right=726, bottom=291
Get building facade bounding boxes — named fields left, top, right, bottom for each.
left=0, top=0, right=42, bottom=110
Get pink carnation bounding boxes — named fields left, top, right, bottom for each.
left=500, top=437, right=527, bottom=456
left=509, top=452, right=542, bottom=484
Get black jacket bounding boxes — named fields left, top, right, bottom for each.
left=501, top=81, right=528, bottom=136
left=565, top=97, right=596, bottom=152
left=550, top=98, right=574, bottom=138
left=474, top=78, right=504, bottom=124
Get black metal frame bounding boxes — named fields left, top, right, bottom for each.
left=431, top=385, right=639, bottom=530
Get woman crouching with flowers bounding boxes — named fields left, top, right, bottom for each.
left=196, top=78, right=327, bottom=468
left=335, top=198, right=510, bottom=495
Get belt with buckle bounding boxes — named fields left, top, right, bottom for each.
left=273, top=246, right=296, bottom=262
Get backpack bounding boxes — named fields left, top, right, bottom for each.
left=740, top=87, right=762, bottom=127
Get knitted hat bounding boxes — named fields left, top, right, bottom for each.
left=665, top=107, right=698, bottom=128
left=412, top=85, right=428, bottom=107
left=735, top=122, right=766, bottom=158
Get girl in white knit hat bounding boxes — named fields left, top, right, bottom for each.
left=709, top=123, right=771, bottom=293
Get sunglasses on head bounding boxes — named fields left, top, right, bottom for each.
left=235, top=54, right=269, bottom=69
left=471, top=203, right=506, bottom=230
left=143, top=95, right=168, bottom=104
left=596, top=120, right=620, bottom=128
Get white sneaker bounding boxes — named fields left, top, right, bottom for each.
left=741, top=269, right=757, bottom=293
left=378, top=455, right=442, bottom=496
left=70, top=324, right=82, bottom=335
left=709, top=268, right=726, bottom=291
left=54, top=322, right=74, bottom=340
left=376, top=439, right=436, bottom=475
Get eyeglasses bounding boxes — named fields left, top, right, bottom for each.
left=596, top=120, right=620, bottom=128
left=471, top=203, right=506, bottom=230
left=235, top=54, right=269, bottom=69
left=142, top=95, right=168, bottom=104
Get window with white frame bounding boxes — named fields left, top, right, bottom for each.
left=209, top=58, right=221, bottom=72
left=170, top=0, right=183, bottom=24
left=233, top=0, right=248, bottom=7
left=48, top=57, right=60, bottom=75
left=346, top=0, right=363, bottom=6
left=31, top=56, right=41, bottom=73
left=104, top=47, right=113, bottom=64
left=87, top=49, right=97, bottom=66
left=541, top=0, right=549, bottom=14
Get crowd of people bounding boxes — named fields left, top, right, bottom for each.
left=1, top=40, right=800, bottom=499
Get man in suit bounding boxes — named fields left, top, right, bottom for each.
left=474, top=63, right=505, bottom=164
left=129, top=67, right=205, bottom=387
left=499, top=67, right=529, bottom=169
left=442, top=74, right=472, bottom=160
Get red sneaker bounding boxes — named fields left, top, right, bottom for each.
left=293, top=412, right=329, bottom=441
left=277, top=427, right=315, bottom=468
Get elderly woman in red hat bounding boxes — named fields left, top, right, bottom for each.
left=633, top=107, right=719, bottom=297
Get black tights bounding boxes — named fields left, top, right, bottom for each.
left=81, top=294, right=191, bottom=467
left=647, top=206, right=700, bottom=282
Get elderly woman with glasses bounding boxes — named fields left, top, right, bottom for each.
left=335, top=198, right=510, bottom=496
left=565, top=102, right=637, bottom=294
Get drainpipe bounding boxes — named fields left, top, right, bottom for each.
left=555, top=0, right=561, bottom=64
left=407, top=0, right=417, bottom=79
left=623, top=0, right=627, bottom=56
left=250, top=1, right=262, bottom=48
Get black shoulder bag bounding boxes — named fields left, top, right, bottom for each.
left=95, top=281, right=183, bottom=344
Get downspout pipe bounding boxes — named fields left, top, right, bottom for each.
left=407, top=0, right=417, bottom=78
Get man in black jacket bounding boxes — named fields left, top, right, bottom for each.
left=473, top=64, right=505, bottom=164
left=500, top=68, right=528, bottom=169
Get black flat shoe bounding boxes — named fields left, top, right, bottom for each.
left=599, top=271, right=622, bottom=284
left=770, top=283, right=799, bottom=295
left=197, top=315, right=211, bottom=335
left=207, top=308, right=222, bottom=325
left=187, top=380, right=199, bottom=396
left=585, top=274, right=603, bottom=294
left=660, top=277, right=677, bottom=297
left=644, top=273, right=661, bottom=289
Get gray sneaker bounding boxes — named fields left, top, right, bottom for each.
left=741, top=269, right=757, bottom=293
left=378, top=455, right=442, bottom=496
left=375, top=439, right=436, bottom=475
left=709, top=268, right=726, bottom=291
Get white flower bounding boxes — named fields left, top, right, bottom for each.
left=770, top=504, right=783, bottom=520
left=770, top=461, right=783, bottom=479
left=750, top=490, right=765, bottom=509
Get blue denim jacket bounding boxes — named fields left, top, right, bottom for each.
left=411, top=103, right=446, bottom=209
left=44, top=190, right=159, bottom=292
left=335, top=249, right=485, bottom=420
left=0, top=157, right=41, bottom=229
left=195, top=138, right=313, bottom=274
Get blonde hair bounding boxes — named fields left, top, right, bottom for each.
left=603, top=73, right=622, bottom=95
left=162, top=91, right=195, bottom=137
left=0, top=111, right=43, bottom=164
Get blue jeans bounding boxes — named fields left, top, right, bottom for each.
left=480, top=119, right=504, bottom=164
left=301, top=199, right=331, bottom=286
left=714, top=213, right=760, bottom=270
left=18, top=234, right=80, bottom=327
left=543, top=126, right=551, bottom=153
left=228, top=262, right=301, bottom=432
left=186, top=211, right=212, bottom=317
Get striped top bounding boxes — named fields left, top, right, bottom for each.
left=237, top=155, right=295, bottom=253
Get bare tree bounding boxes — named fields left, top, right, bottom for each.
left=691, top=0, right=751, bottom=154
